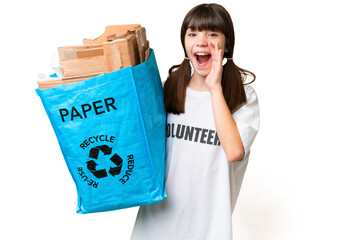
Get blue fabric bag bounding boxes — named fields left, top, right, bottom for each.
left=36, top=49, right=167, bottom=213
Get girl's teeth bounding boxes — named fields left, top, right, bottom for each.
left=196, top=53, right=209, bottom=56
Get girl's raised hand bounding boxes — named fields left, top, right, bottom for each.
left=205, top=42, right=223, bottom=91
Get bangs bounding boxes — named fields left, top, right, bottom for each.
left=186, top=7, right=226, bottom=33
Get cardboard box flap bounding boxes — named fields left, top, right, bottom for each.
left=58, top=44, right=103, bottom=61
left=83, top=24, right=141, bottom=45
left=103, top=32, right=139, bottom=72
left=130, top=27, right=148, bottom=63
left=59, top=56, right=106, bottom=77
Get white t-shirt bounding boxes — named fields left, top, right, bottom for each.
left=131, top=85, right=260, bottom=240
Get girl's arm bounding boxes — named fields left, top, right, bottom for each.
left=206, top=43, right=245, bottom=162
left=210, top=86, right=245, bottom=162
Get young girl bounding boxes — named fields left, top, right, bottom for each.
left=131, top=3, right=259, bottom=239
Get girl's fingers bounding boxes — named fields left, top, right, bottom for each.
left=218, top=49, right=223, bottom=61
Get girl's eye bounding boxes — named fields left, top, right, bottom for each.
left=188, top=33, right=196, bottom=37
left=209, top=33, right=218, bottom=37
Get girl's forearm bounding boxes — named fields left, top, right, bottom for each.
left=210, top=86, right=245, bottom=162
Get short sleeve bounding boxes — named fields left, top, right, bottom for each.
left=232, top=85, right=260, bottom=159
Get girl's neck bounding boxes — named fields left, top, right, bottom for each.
left=188, top=73, right=210, bottom=92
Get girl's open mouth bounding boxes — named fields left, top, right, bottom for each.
left=195, top=53, right=211, bottom=65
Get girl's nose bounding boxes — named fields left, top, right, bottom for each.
left=196, top=41, right=208, bottom=47
left=196, top=34, right=208, bottom=47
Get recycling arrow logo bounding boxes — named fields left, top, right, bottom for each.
left=86, top=145, right=123, bottom=178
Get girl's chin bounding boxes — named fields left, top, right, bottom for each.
left=193, top=69, right=211, bottom=78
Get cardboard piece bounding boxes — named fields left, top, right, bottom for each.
left=145, top=45, right=151, bottom=61
left=59, top=55, right=106, bottom=77
left=83, top=24, right=141, bottom=45
left=103, top=42, right=123, bottom=73
left=38, top=24, right=149, bottom=89
left=103, top=31, right=140, bottom=72
left=37, top=73, right=102, bottom=89
left=58, top=44, right=103, bottom=61
left=129, top=27, right=148, bottom=63
left=76, top=48, right=104, bottom=59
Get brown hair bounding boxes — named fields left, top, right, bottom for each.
left=164, top=3, right=255, bottom=114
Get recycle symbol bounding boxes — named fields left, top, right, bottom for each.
left=86, top=145, right=123, bottom=178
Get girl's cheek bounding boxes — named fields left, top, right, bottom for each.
left=210, top=41, right=221, bottom=50
left=207, top=41, right=214, bottom=51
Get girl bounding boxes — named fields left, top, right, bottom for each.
left=131, top=3, right=259, bottom=240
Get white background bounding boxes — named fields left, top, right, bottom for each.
left=1, top=0, right=359, bottom=239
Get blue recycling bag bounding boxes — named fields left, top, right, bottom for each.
left=36, top=49, right=167, bottom=213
